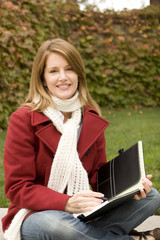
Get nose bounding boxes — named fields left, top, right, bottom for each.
left=58, top=70, right=67, bottom=81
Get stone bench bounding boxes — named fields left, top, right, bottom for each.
left=0, top=208, right=7, bottom=240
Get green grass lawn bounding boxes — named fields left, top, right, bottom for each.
left=102, top=107, right=160, bottom=215
left=0, top=108, right=160, bottom=214
left=0, top=130, right=10, bottom=207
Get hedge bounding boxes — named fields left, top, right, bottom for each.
left=0, top=0, right=160, bottom=129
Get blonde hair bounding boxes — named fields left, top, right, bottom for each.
left=24, top=38, right=101, bottom=115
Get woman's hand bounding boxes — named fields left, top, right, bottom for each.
left=134, top=174, right=153, bottom=200
left=65, top=190, right=104, bottom=214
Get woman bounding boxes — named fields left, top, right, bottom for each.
left=2, top=39, right=160, bottom=240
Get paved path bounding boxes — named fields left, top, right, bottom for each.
left=0, top=208, right=159, bottom=239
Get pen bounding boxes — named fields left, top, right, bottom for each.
left=97, top=197, right=108, bottom=202
left=101, top=197, right=108, bottom=202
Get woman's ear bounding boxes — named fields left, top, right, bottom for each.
left=43, top=81, right=47, bottom=87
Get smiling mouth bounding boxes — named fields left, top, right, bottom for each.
left=57, top=84, right=71, bottom=89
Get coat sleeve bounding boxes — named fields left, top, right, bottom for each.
left=89, top=132, right=107, bottom=192
left=3, top=109, right=70, bottom=212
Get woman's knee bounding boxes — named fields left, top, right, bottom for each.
left=148, top=188, right=160, bottom=201
left=146, top=187, right=160, bottom=213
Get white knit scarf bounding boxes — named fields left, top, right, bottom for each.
left=4, top=92, right=90, bottom=240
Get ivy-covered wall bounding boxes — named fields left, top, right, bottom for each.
left=0, top=0, right=160, bottom=129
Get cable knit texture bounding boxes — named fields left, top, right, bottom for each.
left=4, top=92, right=90, bottom=240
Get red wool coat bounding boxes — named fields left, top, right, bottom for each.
left=2, top=106, right=109, bottom=232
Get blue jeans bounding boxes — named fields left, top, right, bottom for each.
left=21, top=188, right=160, bottom=240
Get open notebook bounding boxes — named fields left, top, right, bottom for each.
left=76, top=141, right=146, bottom=222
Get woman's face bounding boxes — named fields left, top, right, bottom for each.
left=44, top=52, right=78, bottom=99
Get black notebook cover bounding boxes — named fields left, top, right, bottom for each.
left=77, top=141, right=145, bottom=222
left=98, top=142, right=141, bottom=199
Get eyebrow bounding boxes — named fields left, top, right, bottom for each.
left=47, top=64, right=71, bottom=70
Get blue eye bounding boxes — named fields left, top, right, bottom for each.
left=50, top=70, right=57, bottom=73
left=67, top=68, right=73, bottom=71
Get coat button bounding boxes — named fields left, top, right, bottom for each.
left=85, top=149, right=90, bottom=156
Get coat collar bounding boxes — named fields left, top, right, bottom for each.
left=77, top=107, right=109, bottom=158
left=31, top=107, right=109, bottom=158
left=31, top=110, right=50, bottom=126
